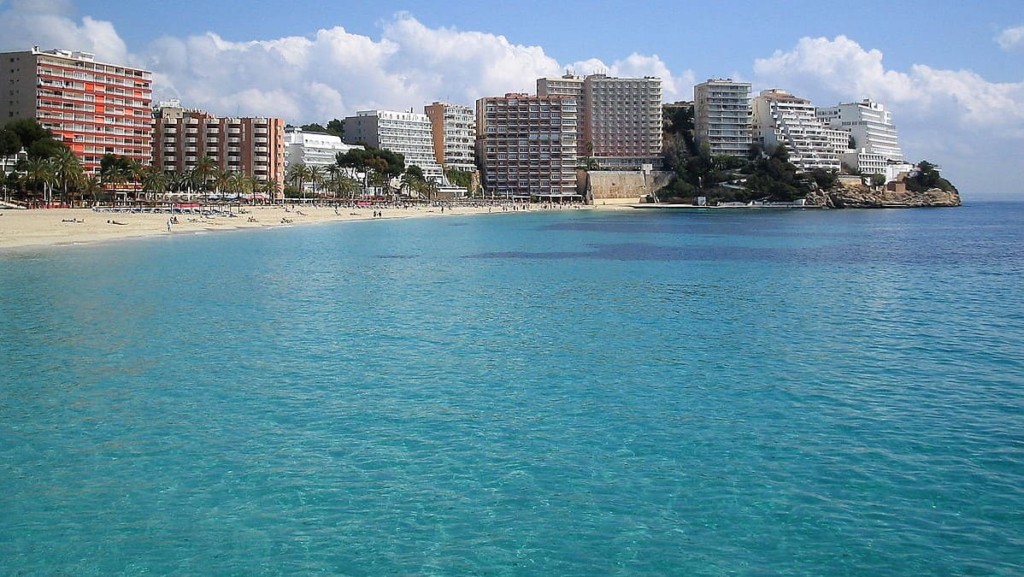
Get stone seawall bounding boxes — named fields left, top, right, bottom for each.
left=584, top=171, right=673, bottom=203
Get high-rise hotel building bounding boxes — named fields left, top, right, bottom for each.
left=817, top=99, right=908, bottom=179
left=343, top=110, right=445, bottom=184
left=424, top=102, right=476, bottom=173
left=0, top=47, right=153, bottom=173
left=816, top=99, right=903, bottom=161
left=538, top=74, right=662, bottom=170
left=751, top=89, right=841, bottom=171
left=475, top=93, right=579, bottom=199
left=693, top=78, right=752, bottom=158
left=152, top=100, right=285, bottom=188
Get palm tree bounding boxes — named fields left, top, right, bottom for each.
left=191, top=156, right=217, bottom=196
left=260, top=178, right=281, bottom=204
left=125, top=158, right=143, bottom=200
left=286, top=162, right=313, bottom=201
left=338, top=174, right=361, bottom=200
left=167, top=170, right=189, bottom=195
left=82, top=175, right=103, bottom=205
left=140, top=166, right=169, bottom=201
left=324, top=164, right=343, bottom=198
left=22, top=157, right=55, bottom=205
left=51, top=147, right=83, bottom=207
left=308, top=165, right=324, bottom=199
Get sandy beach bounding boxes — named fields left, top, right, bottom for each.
left=0, top=202, right=599, bottom=250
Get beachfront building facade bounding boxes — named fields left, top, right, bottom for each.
left=581, top=74, right=663, bottom=170
left=0, top=47, right=153, bottom=174
left=475, top=93, right=579, bottom=200
left=751, top=89, right=840, bottom=171
left=816, top=99, right=903, bottom=161
left=152, top=100, right=286, bottom=189
left=342, top=109, right=445, bottom=184
left=423, top=102, right=476, bottom=173
left=693, top=79, right=752, bottom=158
left=284, top=127, right=361, bottom=169
left=817, top=99, right=911, bottom=180
left=538, top=73, right=663, bottom=170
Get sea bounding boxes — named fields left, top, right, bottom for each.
left=1, top=202, right=1022, bottom=576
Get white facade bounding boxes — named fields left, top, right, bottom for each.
left=343, top=110, right=444, bottom=182
left=284, top=128, right=361, bottom=169
left=752, top=89, right=839, bottom=171
left=424, top=102, right=476, bottom=173
left=694, top=79, right=752, bottom=157
left=816, top=99, right=903, bottom=162
left=839, top=150, right=914, bottom=182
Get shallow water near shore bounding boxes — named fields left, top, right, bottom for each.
left=2, top=202, right=1023, bottom=575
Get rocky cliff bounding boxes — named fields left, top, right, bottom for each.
left=804, top=183, right=961, bottom=208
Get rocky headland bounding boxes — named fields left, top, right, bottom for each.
left=805, top=182, right=961, bottom=208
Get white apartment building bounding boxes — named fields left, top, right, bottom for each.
left=284, top=127, right=361, bottom=169
left=424, top=101, right=476, bottom=173
left=817, top=99, right=904, bottom=178
left=751, top=89, right=839, bottom=171
left=538, top=73, right=663, bottom=170
left=694, top=79, right=752, bottom=158
left=342, top=109, right=444, bottom=183
left=816, top=99, right=902, bottom=160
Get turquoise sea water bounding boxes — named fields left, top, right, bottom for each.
left=1, top=203, right=1022, bottom=576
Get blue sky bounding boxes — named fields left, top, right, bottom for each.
left=2, top=0, right=1023, bottom=198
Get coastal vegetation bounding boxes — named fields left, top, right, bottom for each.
left=297, top=118, right=345, bottom=139
left=658, top=106, right=833, bottom=203
left=656, top=106, right=954, bottom=205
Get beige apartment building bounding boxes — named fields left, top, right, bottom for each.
left=538, top=73, right=662, bottom=170
left=424, top=101, right=476, bottom=173
left=152, top=100, right=285, bottom=189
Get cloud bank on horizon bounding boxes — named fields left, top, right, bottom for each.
left=1, top=0, right=1022, bottom=197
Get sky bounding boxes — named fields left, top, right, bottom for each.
left=1, top=0, right=1022, bottom=199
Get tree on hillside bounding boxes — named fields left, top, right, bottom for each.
left=905, top=160, right=957, bottom=193
left=0, top=125, right=21, bottom=156
left=1, top=118, right=66, bottom=159
left=325, top=119, right=344, bottom=139
left=743, top=145, right=806, bottom=201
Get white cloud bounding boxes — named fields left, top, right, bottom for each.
left=753, top=35, right=1024, bottom=136
left=568, top=54, right=695, bottom=102
left=754, top=35, right=1024, bottom=197
left=0, top=0, right=128, bottom=64
left=996, top=25, right=1024, bottom=51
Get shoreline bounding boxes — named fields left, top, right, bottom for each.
left=0, top=203, right=592, bottom=251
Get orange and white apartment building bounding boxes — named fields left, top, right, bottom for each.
left=1, top=47, right=153, bottom=174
